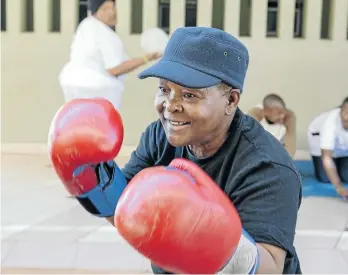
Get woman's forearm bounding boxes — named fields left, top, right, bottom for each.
left=283, top=132, right=296, bottom=157
left=283, top=112, right=296, bottom=157
left=247, top=107, right=263, bottom=121
left=108, top=57, right=148, bottom=76
left=322, top=155, right=341, bottom=188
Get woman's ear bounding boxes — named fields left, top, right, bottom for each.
left=226, top=89, right=241, bottom=115
left=228, top=89, right=240, bottom=106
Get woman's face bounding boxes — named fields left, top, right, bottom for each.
left=264, top=104, right=287, bottom=124
left=100, top=1, right=117, bottom=26
left=155, top=80, right=238, bottom=148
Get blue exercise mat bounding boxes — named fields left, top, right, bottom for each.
left=295, top=160, right=348, bottom=198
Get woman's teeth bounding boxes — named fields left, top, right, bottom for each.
left=169, top=121, right=189, bottom=126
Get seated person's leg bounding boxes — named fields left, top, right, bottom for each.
left=312, top=156, right=331, bottom=183
left=337, top=157, right=348, bottom=183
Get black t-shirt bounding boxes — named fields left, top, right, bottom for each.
left=122, top=108, right=302, bottom=274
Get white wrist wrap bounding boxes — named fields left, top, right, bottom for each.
left=217, top=229, right=259, bottom=274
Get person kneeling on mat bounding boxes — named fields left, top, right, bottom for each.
left=248, top=94, right=296, bottom=157
left=307, top=97, right=348, bottom=198
left=49, top=27, right=302, bottom=274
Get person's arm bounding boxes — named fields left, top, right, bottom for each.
left=321, top=149, right=342, bottom=190
left=247, top=106, right=264, bottom=121
left=105, top=122, right=159, bottom=226
left=99, top=33, right=161, bottom=77
left=256, top=243, right=286, bottom=273
left=319, top=113, right=346, bottom=194
left=233, top=162, right=302, bottom=274
left=107, top=53, right=161, bottom=77
left=283, top=110, right=297, bottom=157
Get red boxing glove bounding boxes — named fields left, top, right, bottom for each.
left=115, top=158, right=242, bottom=274
left=48, top=98, right=124, bottom=196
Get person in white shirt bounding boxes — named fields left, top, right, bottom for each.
left=59, top=0, right=161, bottom=110
left=247, top=94, right=296, bottom=157
left=307, top=97, right=348, bottom=198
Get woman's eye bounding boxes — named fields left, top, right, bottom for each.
left=183, top=93, right=195, bottom=99
left=159, top=87, right=169, bottom=93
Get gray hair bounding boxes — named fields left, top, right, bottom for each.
left=218, top=82, right=233, bottom=95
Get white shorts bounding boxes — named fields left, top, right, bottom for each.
left=59, top=62, right=124, bottom=111
left=60, top=83, right=124, bottom=111
left=307, top=130, right=321, bottom=157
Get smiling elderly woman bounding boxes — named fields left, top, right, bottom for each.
left=120, top=27, right=302, bottom=274
left=50, top=27, right=302, bottom=274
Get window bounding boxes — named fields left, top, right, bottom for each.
left=266, top=0, right=305, bottom=38
left=78, top=0, right=88, bottom=25
left=239, top=0, right=252, bottom=37
left=293, top=0, right=304, bottom=38
left=212, top=0, right=224, bottom=30
left=320, top=0, right=332, bottom=39
left=22, top=0, right=34, bottom=32
left=1, top=0, right=6, bottom=31
left=51, top=0, right=61, bottom=32
left=131, top=0, right=143, bottom=34
left=158, top=0, right=170, bottom=33
left=185, top=0, right=197, bottom=27
left=266, top=0, right=278, bottom=37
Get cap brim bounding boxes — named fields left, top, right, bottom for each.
left=138, top=60, right=221, bottom=89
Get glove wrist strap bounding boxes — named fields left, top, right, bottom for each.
left=218, top=229, right=259, bottom=274
left=76, top=161, right=127, bottom=217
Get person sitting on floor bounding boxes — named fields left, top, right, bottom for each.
left=248, top=94, right=296, bottom=157
left=307, top=97, right=348, bottom=198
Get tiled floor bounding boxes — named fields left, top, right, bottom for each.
left=1, top=154, right=348, bottom=274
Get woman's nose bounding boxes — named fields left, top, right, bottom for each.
left=164, top=97, right=183, bottom=112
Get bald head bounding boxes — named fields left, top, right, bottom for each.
left=263, top=94, right=286, bottom=109
left=262, top=94, right=287, bottom=124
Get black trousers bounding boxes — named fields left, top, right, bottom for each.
left=312, top=156, right=348, bottom=183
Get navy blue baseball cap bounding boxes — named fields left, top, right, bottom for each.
left=138, top=27, right=249, bottom=92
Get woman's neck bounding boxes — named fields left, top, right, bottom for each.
left=93, top=14, right=109, bottom=27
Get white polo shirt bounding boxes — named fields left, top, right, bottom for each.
left=307, top=108, right=348, bottom=158
left=59, top=16, right=128, bottom=110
